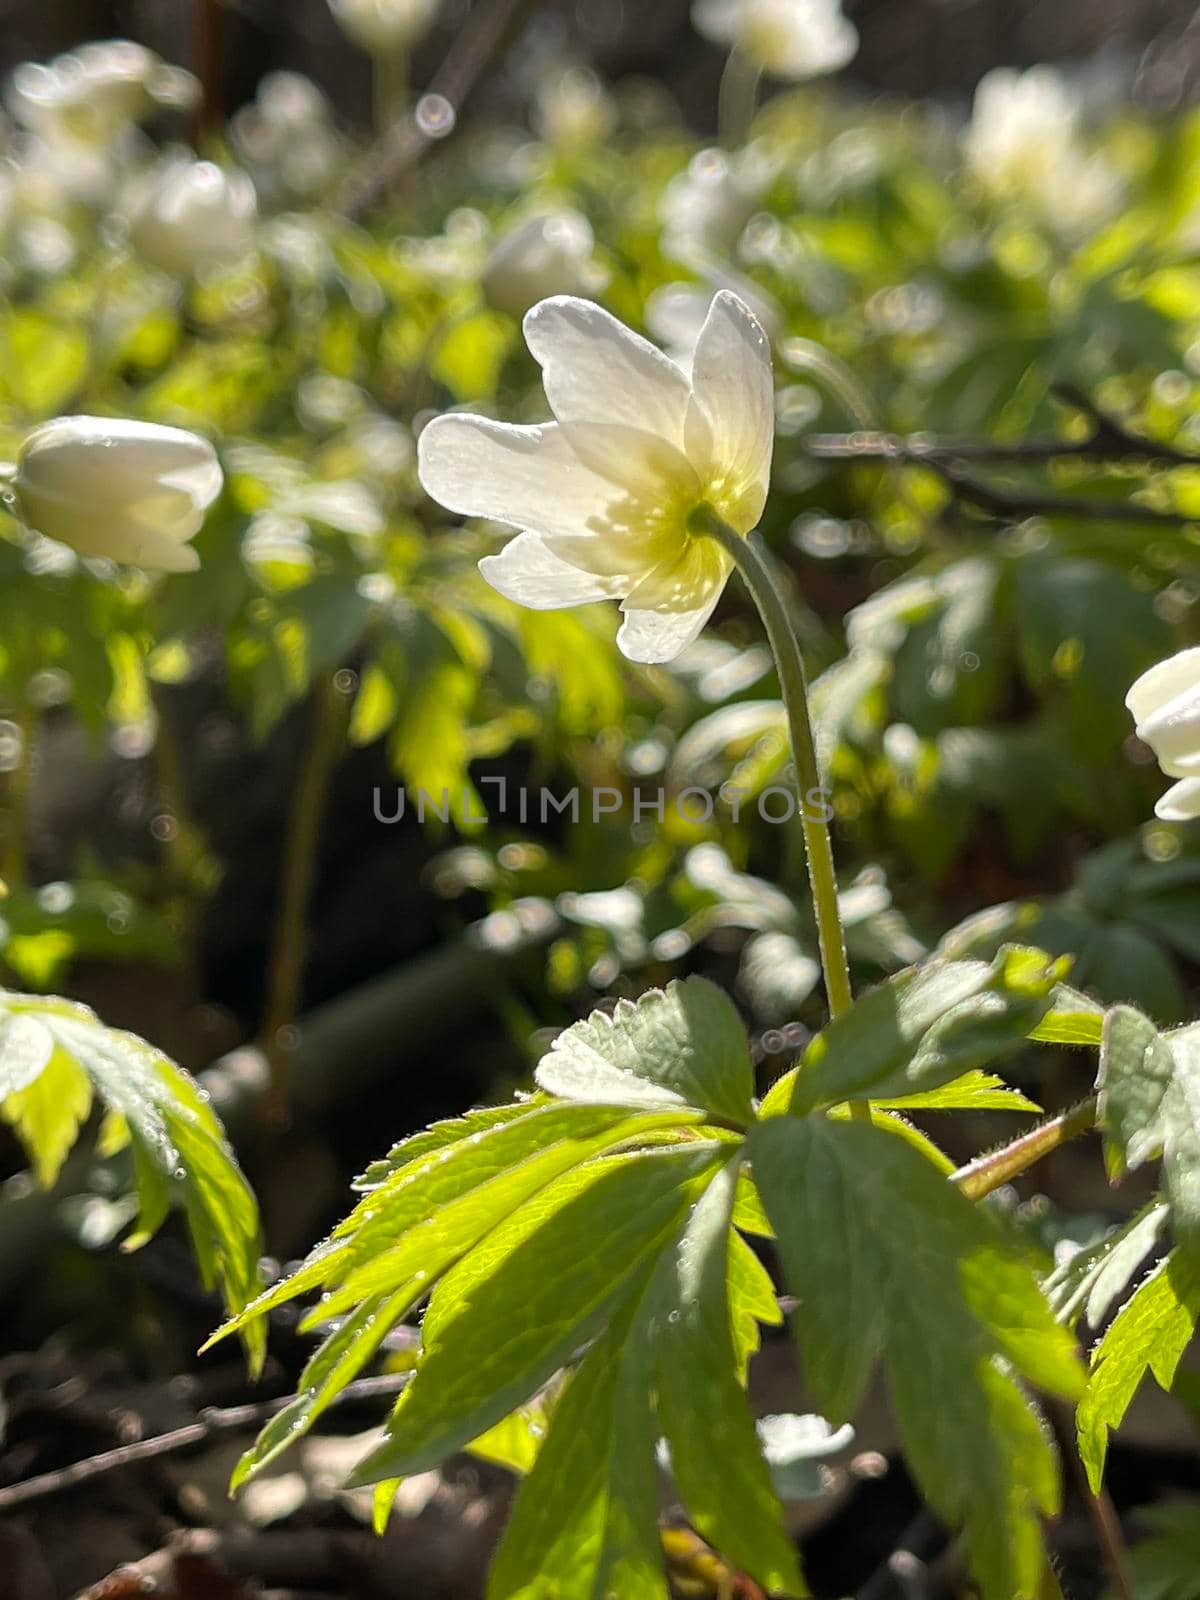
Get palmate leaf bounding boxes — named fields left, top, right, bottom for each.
left=347, top=1142, right=731, bottom=1483
left=0, top=990, right=265, bottom=1369
left=1077, top=1251, right=1200, bottom=1491
left=749, top=1116, right=1083, bottom=1600
left=785, top=946, right=1064, bottom=1115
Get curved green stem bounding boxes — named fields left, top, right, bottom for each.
left=717, top=45, right=763, bottom=149
left=692, top=506, right=853, bottom=1025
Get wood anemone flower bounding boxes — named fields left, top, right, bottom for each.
left=416, top=291, right=775, bottom=664
left=1127, top=648, right=1200, bottom=820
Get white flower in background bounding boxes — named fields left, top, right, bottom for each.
left=327, top=0, right=441, bottom=55
left=230, top=72, right=343, bottom=204
left=533, top=66, right=617, bottom=147
left=11, top=416, right=222, bottom=573
left=482, top=212, right=609, bottom=320
left=418, top=291, right=774, bottom=663
left=1127, top=650, right=1200, bottom=821
left=646, top=273, right=781, bottom=372
left=125, top=152, right=257, bottom=277
left=965, top=66, right=1119, bottom=235
left=660, top=146, right=774, bottom=263
left=693, top=0, right=858, bottom=81
left=7, top=41, right=197, bottom=146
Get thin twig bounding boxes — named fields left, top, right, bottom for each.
left=260, top=675, right=350, bottom=1129
left=806, top=385, right=1200, bottom=525
left=0, top=1372, right=408, bottom=1513
left=338, top=0, right=534, bottom=219
left=808, top=387, right=1200, bottom=470
left=951, top=1097, right=1098, bottom=1201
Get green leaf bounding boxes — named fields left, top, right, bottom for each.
left=1045, top=1203, right=1169, bottom=1329
left=211, top=1101, right=695, bottom=1345
left=486, top=1288, right=668, bottom=1600
left=1161, top=1025, right=1200, bottom=1265
left=750, top=1116, right=1082, bottom=1600
left=1077, top=1251, right=1200, bottom=1492
left=787, top=948, right=1060, bottom=1114
left=1098, top=1010, right=1200, bottom=1263
left=728, top=1229, right=783, bottom=1384
left=535, top=977, right=756, bottom=1126
left=467, top=1400, right=549, bottom=1478
left=1099, top=1004, right=1176, bottom=1174
left=0, top=991, right=264, bottom=1370
left=0, top=1044, right=92, bottom=1187
left=1028, top=987, right=1104, bottom=1046
left=233, top=1285, right=415, bottom=1488
left=353, top=1100, right=544, bottom=1190
left=347, top=1143, right=729, bottom=1483
left=315, top=1104, right=702, bottom=1320
left=652, top=1162, right=805, bottom=1597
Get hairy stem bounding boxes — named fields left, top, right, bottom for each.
left=260, top=674, right=350, bottom=1128
left=951, top=1097, right=1098, bottom=1201
left=693, top=508, right=854, bottom=1036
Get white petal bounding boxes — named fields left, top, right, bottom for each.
left=617, top=592, right=724, bottom=663
left=417, top=414, right=614, bottom=540
left=1126, top=648, right=1200, bottom=722
left=615, top=540, right=730, bottom=663
left=1156, top=778, right=1200, bottom=822
left=479, top=531, right=624, bottom=609
left=523, top=296, right=693, bottom=449
left=685, top=290, right=774, bottom=531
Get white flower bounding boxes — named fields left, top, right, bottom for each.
left=482, top=212, right=609, bottom=320
left=533, top=66, right=616, bottom=148
left=417, top=292, right=774, bottom=664
left=693, top=0, right=858, bottom=81
left=1127, top=649, right=1200, bottom=821
left=125, top=153, right=257, bottom=278
left=660, top=147, right=773, bottom=263
left=230, top=72, right=343, bottom=204
left=12, top=416, right=222, bottom=573
left=327, top=0, right=441, bottom=55
left=7, top=41, right=197, bottom=146
left=965, top=66, right=1119, bottom=235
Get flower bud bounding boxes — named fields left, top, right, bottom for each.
left=482, top=212, right=608, bottom=320
left=12, top=416, right=222, bottom=572
left=327, top=0, right=441, bottom=56
left=125, top=153, right=257, bottom=278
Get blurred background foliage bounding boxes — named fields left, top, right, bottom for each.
left=4, top=0, right=1200, bottom=1588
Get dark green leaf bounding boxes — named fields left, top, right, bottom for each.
left=750, top=1116, right=1082, bottom=1600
